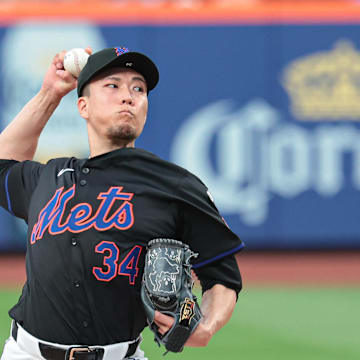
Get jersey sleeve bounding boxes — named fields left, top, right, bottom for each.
left=0, top=159, right=45, bottom=221
left=176, top=172, right=244, bottom=268
left=194, top=254, right=242, bottom=298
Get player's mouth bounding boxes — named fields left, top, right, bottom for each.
left=118, top=110, right=134, bottom=116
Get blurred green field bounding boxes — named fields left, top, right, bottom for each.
left=1, top=287, right=359, bottom=360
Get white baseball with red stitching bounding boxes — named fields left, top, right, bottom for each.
left=63, top=48, right=89, bottom=78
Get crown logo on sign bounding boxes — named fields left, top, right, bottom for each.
left=282, top=40, right=360, bottom=121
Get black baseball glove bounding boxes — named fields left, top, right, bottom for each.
left=141, top=238, right=202, bottom=354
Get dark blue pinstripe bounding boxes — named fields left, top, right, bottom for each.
left=192, top=243, right=245, bottom=269
left=5, top=169, right=14, bottom=215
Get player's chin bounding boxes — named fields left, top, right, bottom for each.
left=106, top=124, right=138, bottom=145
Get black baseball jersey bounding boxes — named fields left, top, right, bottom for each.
left=0, top=147, right=243, bottom=345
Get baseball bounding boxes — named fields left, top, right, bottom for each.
left=63, top=48, right=89, bottom=78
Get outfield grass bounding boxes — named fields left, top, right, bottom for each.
left=0, top=287, right=359, bottom=360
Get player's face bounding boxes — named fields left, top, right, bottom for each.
left=78, top=67, right=148, bottom=148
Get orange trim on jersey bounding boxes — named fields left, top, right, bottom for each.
left=93, top=240, right=120, bottom=282
left=1, top=2, right=360, bottom=24
left=48, top=185, right=77, bottom=235
left=31, top=185, right=70, bottom=244
left=92, top=187, right=134, bottom=232
left=118, top=245, right=143, bottom=285
left=64, top=202, right=93, bottom=232
left=31, top=185, right=135, bottom=242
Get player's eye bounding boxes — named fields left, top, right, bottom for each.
left=106, top=84, right=118, bottom=88
left=133, top=86, right=144, bottom=93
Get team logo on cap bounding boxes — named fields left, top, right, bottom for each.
left=114, top=47, right=130, bottom=56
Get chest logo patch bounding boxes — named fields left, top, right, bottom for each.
left=30, top=185, right=134, bottom=244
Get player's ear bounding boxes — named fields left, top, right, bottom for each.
left=77, top=96, right=89, bottom=120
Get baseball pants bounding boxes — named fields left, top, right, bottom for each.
left=1, top=323, right=148, bottom=360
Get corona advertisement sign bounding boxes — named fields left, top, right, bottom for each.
left=0, top=4, right=360, bottom=250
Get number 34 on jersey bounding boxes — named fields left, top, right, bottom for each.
left=92, top=241, right=143, bottom=285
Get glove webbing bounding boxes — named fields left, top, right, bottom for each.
left=164, top=325, right=192, bottom=353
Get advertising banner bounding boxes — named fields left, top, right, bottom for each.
left=0, top=22, right=359, bottom=250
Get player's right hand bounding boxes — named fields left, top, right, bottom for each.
left=154, top=310, right=175, bottom=335
left=41, top=47, right=92, bottom=100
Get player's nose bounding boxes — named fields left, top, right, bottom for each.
left=118, top=86, right=133, bottom=105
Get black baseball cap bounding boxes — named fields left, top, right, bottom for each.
left=77, top=47, right=159, bottom=97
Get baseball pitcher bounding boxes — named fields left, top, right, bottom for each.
left=0, top=46, right=243, bottom=360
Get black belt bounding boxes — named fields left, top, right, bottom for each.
left=12, top=322, right=140, bottom=360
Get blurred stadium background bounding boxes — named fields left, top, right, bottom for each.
left=0, top=0, right=359, bottom=359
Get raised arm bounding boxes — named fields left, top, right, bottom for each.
left=0, top=48, right=91, bottom=161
